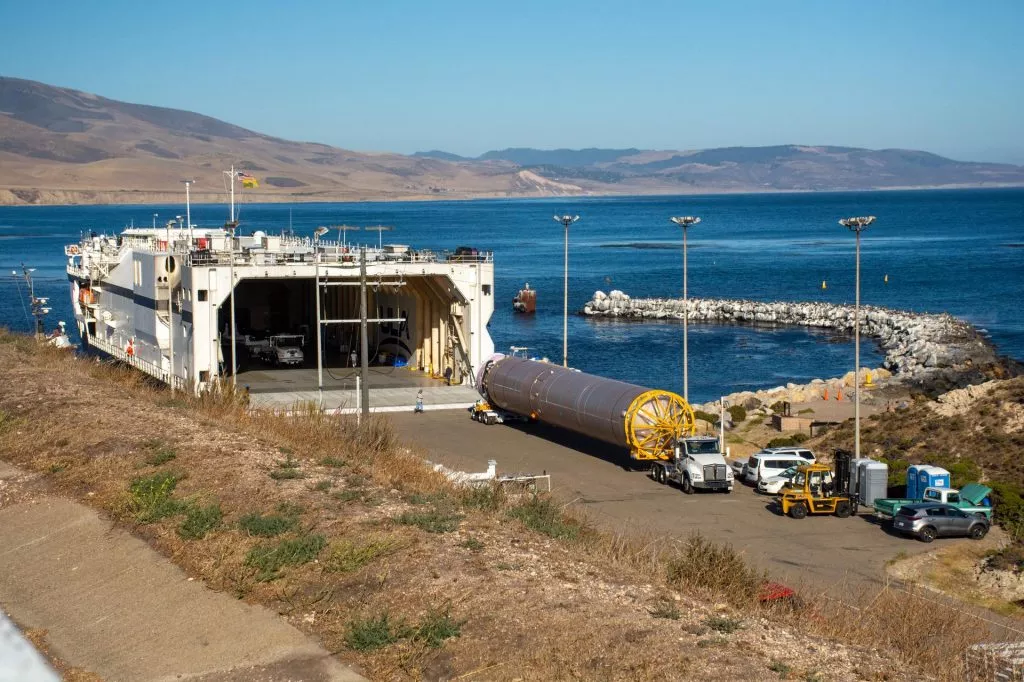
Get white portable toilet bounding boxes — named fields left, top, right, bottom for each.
left=858, top=460, right=889, bottom=506
left=850, top=458, right=873, bottom=501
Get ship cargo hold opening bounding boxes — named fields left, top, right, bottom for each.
left=67, top=226, right=494, bottom=411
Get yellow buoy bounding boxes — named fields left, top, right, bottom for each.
left=884, top=274, right=889, bottom=284
left=821, top=280, right=827, bottom=290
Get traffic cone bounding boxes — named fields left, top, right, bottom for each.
left=836, top=387, right=843, bottom=401
left=823, top=387, right=829, bottom=400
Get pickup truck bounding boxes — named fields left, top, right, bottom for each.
left=261, top=334, right=305, bottom=366
left=873, top=483, right=993, bottom=520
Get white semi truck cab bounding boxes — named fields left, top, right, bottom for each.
left=649, top=436, right=734, bottom=494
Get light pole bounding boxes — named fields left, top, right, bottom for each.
left=553, top=215, right=579, bottom=367
left=670, top=216, right=701, bottom=402
left=314, top=226, right=330, bottom=406
left=365, top=225, right=393, bottom=252
left=152, top=213, right=158, bottom=230
left=839, top=215, right=876, bottom=461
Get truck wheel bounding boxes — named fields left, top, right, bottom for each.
left=834, top=501, right=852, bottom=518
left=681, top=476, right=693, bottom=495
left=969, top=524, right=988, bottom=540
left=788, top=502, right=807, bottom=519
left=657, top=467, right=667, bottom=484
left=919, top=526, right=937, bottom=543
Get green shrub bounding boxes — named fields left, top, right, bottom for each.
left=143, top=440, right=177, bottom=466
left=324, top=536, right=400, bottom=573
left=270, top=456, right=302, bottom=480
left=178, top=503, right=222, bottom=540
left=694, top=410, right=718, bottom=425
left=345, top=613, right=411, bottom=651
left=727, top=405, right=747, bottom=423
left=460, top=537, right=484, bottom=552
left=990, top=482, right=1024, bottom=541
left=239, top=511, right=298, bottom=538
left=244, top=533, right=327, bottom=581
left=766, top=433, right=809, bottom=447
left=506, top=495, right=581, bottom=540
left=459, top=484, right=505, bottom=511
left=413, top=605, right=464, bottom=649
left=648, top=600, right=681, bottom=620
left=127, top=471, right=185, bottom=522
left=397, top=509, right=463, bottom=534
left=986, top=544, right=1024, bottom=573
left=319, top=456, right=346, bottom=468
left=704, top=615, right=743, bottom=634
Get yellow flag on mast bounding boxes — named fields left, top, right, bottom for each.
left=238, top=171, right=259, bottom=189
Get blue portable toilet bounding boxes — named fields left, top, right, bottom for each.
left=906, top=464, right=923, bottom=499
left=917, top=466, right=950, bottom=497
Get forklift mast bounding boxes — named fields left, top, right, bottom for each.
left=833, top=449, right=853, bottom=497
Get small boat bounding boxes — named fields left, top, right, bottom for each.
left=513, top=283, right=536, bottom=314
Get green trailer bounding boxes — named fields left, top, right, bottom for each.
left=873, top=483, right=993, bottom=520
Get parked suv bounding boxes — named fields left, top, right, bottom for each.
left=892, top=503, right=990, bottom=543
left=745, top=448, right=816, bottom=484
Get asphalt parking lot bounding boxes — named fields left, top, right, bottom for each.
left=389, top=410, right=938, bottom=591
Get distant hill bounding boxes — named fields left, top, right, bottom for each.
left=417, top=145, right=1024, bottom=193
left=2, top=76, right=1023, bottom=206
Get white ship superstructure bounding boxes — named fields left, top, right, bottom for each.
left=66, top=224, right=495, bottom=397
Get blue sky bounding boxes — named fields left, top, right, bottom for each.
left=2, top=0, right=1022, bottom=162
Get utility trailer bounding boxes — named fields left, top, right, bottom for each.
left=649, top=436, right=734, bottom=493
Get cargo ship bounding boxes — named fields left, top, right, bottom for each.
left=64, top=181, right=495, bottom=395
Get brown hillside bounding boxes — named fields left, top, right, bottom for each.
left=0, top=330, right=997, bottom=681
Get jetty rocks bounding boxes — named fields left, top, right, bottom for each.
left=584, top=291, right=1005, bottom=384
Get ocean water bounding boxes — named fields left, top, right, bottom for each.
left=1, top=189, right=1021, bottom=404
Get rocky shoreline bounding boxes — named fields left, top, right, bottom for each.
left=583, top=290, right=1016, bottom=412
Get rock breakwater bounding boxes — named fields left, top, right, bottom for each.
left=583, top=291, right=1013, bottom=410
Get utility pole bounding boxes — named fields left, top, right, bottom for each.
left=839, top=216, right=876, bottom=461
left=359, top=247, right=370, bottom=417
left=553, top=215, right=580, bottom=367
left=670, top=216, right=702, bottom=403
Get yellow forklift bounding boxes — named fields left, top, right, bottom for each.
left=778, top=450, right=856, bottom=519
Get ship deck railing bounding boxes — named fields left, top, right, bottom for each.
left=184, top=247, right=493, bottom=268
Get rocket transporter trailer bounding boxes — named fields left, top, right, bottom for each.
left=476, top=355, right=733, bottom=489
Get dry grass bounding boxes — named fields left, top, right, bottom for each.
left=0, top=329, right=1005, bottom=681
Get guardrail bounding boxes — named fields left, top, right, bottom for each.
left=87, top=334, right=186, bottom=392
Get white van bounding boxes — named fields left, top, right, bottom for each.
left=744, top=448, right=815, bottom=484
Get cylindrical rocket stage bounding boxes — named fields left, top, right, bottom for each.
left=480, top=357, right=695, bottom=460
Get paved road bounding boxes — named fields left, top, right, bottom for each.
left=0, top=463, right=365, bottom=682
left=390, top=410, right=936, bottom=591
